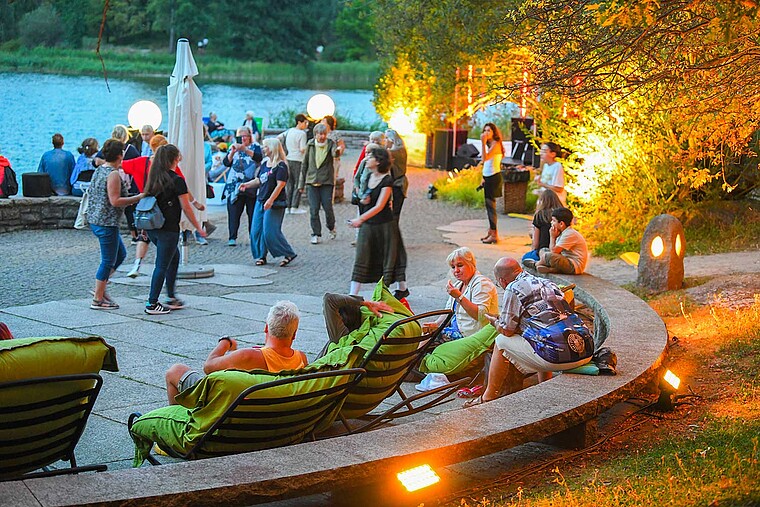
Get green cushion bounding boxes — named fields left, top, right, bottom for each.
left=419, top=325, right=499, bottom=376
left=130, top=346, right=364, bottom=466
left=338, top=280, right=422, bottom=419
left=0, top=336, right=118, bottom=382
left=563, top=363, right=600, bottom=375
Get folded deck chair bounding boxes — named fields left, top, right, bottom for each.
left=129, top=367, right=365, bottom=465
left=337, top=309, right=472, bottom=434
left=0, top=336, right=117, bottom=481
left=0, top=374, right=107, bottom=480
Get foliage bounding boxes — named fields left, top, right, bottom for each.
left=327, top=0, right=377, bottom=61
left=18, top=4, right=64, bottom=48
left=0, top=0, right=376, bottom=64
left=0, top=47, right=379, bottom=90
left=432, top=167, right=485, bottom=209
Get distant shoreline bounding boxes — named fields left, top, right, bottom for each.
left=0, top=47, right=379, bottom=90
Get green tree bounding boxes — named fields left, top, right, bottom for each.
left=327, top=0, right=376, bottom=61
left=18, top=3, right=64, bottom=47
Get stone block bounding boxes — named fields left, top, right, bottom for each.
left=544, top=418, right=598, bottom=449
left=637, top=214, right=685, bottom=292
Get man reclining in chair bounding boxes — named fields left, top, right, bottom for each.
left=477, top=257, right=594, bottom=404
left=165, top=301, right=308, bottom=404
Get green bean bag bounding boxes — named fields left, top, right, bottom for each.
left=130, top=346, right=364, bottom=466
left=419, top=325, right=499, bottom=376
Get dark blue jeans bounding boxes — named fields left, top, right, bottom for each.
left=227, top=191, right=255, bottom=240
left=146, top=230, right=180, bottom=305
left=90, top=224, right=126, bottom=281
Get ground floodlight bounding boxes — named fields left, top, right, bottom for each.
left=128, top=100, right=162, bottom=130
left=397, top=464, right=440, bottom=492
left=655, top=369, right=681, bottom=411
left=307, top=93, right=335, bottom=121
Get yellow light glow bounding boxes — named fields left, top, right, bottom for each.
left=675, top=234, right=683, bottom=256
left=128, top=100, right=162, bottom=130
left=397, top=464, right=440, bottom=492
left=388, top=107, right=419, bottom=137
left=306, top=94, right=335, bottom=120
left=663, top=369, right=681, bottom=390
left=650, top=236, right=664, bottom=258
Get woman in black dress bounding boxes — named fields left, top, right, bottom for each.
left=347, top=147, right=406, bottom=296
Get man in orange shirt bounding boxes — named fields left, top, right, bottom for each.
left=164, top=300, right=308, bottom=404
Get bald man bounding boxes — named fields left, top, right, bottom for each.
left=479, top=257, right=593, bottom=403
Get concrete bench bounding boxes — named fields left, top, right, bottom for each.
left=0, top=273, right=667, bottom=507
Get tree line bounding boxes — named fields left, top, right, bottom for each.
left=0, top=0, right=376, bottom=63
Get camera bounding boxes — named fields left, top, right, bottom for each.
left=235, top=136, right=243, bottom=144
left=475, top=184, right=484, bottom=191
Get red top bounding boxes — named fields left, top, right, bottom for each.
left=121, top=156, right=185, bottom=192
left=353, top=145, right=367, bottom=176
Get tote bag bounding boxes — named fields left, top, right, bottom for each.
left=73, top=190, right=90, bottom=230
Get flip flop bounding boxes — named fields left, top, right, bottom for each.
left=463, top=395, right=484, bottom=408
left=255, top=258, right=267, bottom=266
left=280, top=255, right=297, bottom=267
left=457, top=384, right=484, bottom=399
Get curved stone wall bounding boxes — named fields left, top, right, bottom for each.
left=0, top=273, right=668, bottom=507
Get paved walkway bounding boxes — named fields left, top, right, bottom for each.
left=1, top=148, right=757, bottom=478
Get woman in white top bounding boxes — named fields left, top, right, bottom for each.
left=480, top=123, right=505, bottom=244
left=536, top=142, right=567, bottom=205
left=428, top=247, right=499, bottom=343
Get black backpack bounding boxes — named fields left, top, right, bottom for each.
left=0, top=165, right=18, bottom=198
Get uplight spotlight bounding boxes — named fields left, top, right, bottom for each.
left=397, top=464, right=440, bottom=492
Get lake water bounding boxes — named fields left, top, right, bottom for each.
left=0, top=72, right=379, bottom=174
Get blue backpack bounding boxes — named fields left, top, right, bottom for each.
left=134, top=196, right=165, bottom=230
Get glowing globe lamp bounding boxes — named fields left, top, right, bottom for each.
left=128, top=100, right=162, bottom=130
left=307, top=94, right=335, bottom=120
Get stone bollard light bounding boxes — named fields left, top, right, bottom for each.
left=637, top=214, right=685, bottom=292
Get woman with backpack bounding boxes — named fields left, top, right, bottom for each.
left=142, top=144, right=206, bottom=315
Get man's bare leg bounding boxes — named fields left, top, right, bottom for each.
left=165, top=364, right=191, bottom=405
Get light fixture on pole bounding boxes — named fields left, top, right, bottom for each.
left=655, top=369, right=681, bottom=411
left=306, top=93, right=335, bottom=121
left=128, top=100, right=162, bottom=130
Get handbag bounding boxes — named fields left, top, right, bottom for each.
left=73, top=189, right=89, bottom=230
left=206, top=183, right=215, bottom=199
left=134, top=195, right=165, bottom=230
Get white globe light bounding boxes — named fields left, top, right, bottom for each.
left=307, top=94, right=335, bottom=120
left=128, top=100, right=162, bottom=130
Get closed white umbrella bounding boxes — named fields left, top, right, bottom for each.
left=167, top=38, right=213, bottom=279
left=167, top=38, right=206, bottom=231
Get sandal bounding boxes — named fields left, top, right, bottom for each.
left=255, top=258, right=267, bottom=266
left=457, top=384, right=484, bottom=399
left=91, top=299, right=119, bottom=310
left=463, top=395, right=485, bottom=408
left=280, top=255, right=297, bottom=267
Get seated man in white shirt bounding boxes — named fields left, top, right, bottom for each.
left=534, top=207, right=588, bottom=275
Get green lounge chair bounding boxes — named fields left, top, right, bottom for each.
left=129, top=367, right=365, bottom=465
left=0, top=374, right=107, bottom=480
left=337, top=308, right=472, bottom=434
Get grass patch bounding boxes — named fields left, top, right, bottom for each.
left=433, top=167, right=485, bottom=209
left=685, top=218, right=760, bottom=255
left=0, top=46, right=379, bottom=90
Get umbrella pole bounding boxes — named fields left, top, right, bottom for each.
left=177, top=229, right=215, bottom=279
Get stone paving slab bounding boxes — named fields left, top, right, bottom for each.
left=1, top=301, right=134, bottom=328
left=0, top=312, right=88, bottom=339
left=95, top=373, right=167, bottom=411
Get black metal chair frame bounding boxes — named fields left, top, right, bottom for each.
left=129, top=368, right=366, bottom=464
left=0, top=373, right=107, bottom=481
left=338, top=309, right=472, bottom=434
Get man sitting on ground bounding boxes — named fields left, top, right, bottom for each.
left=533, top=207, right=588, bottom=275
left=477, top=257, right=593, bottom=404
left=165, top=300, right=308, bottom=404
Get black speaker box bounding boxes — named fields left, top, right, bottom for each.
left=22, top=173, right=54, bottom=197
left=430, top=129, right=469, bottom=170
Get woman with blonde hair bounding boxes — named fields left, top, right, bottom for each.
left=240, top=138, right=296, bottom=267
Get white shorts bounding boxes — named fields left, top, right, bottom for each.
left=495, top=334, right=591, bottom=375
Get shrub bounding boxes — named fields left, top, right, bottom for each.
left=18, top=4, right=63, bottom=48
left=433, top=167, right=484, bottom=208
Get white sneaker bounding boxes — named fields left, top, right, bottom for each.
left=328, top=229, right=337, bottom=240
left=310, top=235, right=321, bottom=245
left=127, top=264, right=141, bottom=278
